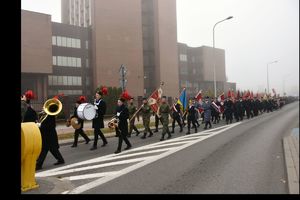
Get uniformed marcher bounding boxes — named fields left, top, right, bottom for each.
left=127, top=97, right=140, bottom=137
left=21, top=90, right=38, bottom=123
left=154, top=111, right=163, bottom=132
left=90, top=91, right=108, bottom=150
left=171, top=97, right=183, bottom=133
left=253, top=97, right=259, bottom=116
left=193, top=98, right=201, bottom=128
left=36, top=101, right=65, bottom=170
left=203, top=97, right=212, bottom=129
left=224, top=97, right=233, bottom=124
left=114, top=98, right=132, bottom=154
left=158, top=96, right=171, bottom=141
left=70, top=97, right=90, bottom=147
left=139, top=97, right=153, bottom=139
left=186, top=99, right=197, bottom=134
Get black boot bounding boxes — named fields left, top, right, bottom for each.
left=136, top=131, right=140, bottom=136
left=180, top=126, right=183, bottom=132
left=154, top=129, right=158, bottom=133
left=195, top=128, right=197, bottom=133
left=167, top=133, right=172, bottom=139
left=148, top=132, right=153, bottom=137
left=141, top=132, right=147, bottom=139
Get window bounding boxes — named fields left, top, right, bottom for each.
left=85, top=40, right=88, bottom=49
left=71, top=38, right=76, bottom=48
left=86, top=58, right=89, bottom=68
left=76, top=39, right=81, bottom=48
left=63, top=76, right=68, bottom=85
left=62, top=56, right=67, bottom=66
left=78, top=77, right=82, bottom=86
left=52, top=76, right=58, bottom=85
left=67, top=57, right=72, bottom=67
left=52, top=36, right=56, bottom=45
left=86, top=76, right=90, bottom=86
left=68, top=76, right=72, bottom=85
left=72, top=57, right=76, bottom=67
left=77, top=58, right=81, bottom=67
left=72, top=76, right=77, bottom=85
left=58, top=76, right=63, bottom=85
left=57, top=56, right=62, bottom=66
left=61, top=37, right=67, bottom=47
left=57, top=36, right=62, bottom=46
left=52, top=56, right=56, bottom=65
left=67, top=37, right=72, bottom=47
left=180, top=54, right=187, bottom=62
left=48, top=76, right=52, bottom=85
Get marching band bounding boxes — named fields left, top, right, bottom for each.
left=21, top=87, right=288, bottom=170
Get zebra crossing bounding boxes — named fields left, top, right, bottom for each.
left=35, top=122, right=241, bottom=194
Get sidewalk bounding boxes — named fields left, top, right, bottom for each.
left=283, top=128, right=299, bottom=194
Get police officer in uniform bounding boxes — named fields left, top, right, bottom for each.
left=127, top=97, right=140, bottom=137
left=140, top=97, right=153, bottom=139
left=158, top=96, right=171, bottom=141
left=171, top=97, right=183, bottom=133
left=114, top=98, right=132, bottom=154
left=90, top=91, right=108, bottom=150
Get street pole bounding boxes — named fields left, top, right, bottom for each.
left=266, top=60, right=278, bottom=94
left=212, top=16, right=233, bottom=98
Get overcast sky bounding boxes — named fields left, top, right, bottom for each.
left=21, top=0, right=299, bottom=95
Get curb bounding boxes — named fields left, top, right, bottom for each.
left=283, top=135, right=299, bottom=194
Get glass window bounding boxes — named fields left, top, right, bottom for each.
left=71, top=38, right=76, bottom=48
left=63, top=76, right=68, bottom=85
left=67, top=38, right=72, bottom=47
left=76, top=39, right=81, bottom=48
left=85, top=40, right=88, bottom=49
left=86, top=76, right=90, bottom=86
left=48, top=76, right=52, bottom=85
left=57, top=36, right=62, bottom=46
left=67, top=57, right=72, bottom=67
left=62, top=57, right=67, bottom=66
left=61, top=37, right=67, bottom=47
left=86, top=58, right=89, bottom=68
left=57, top=56, right=62, bottom=66
left=52, top=36, right=56, bottom=45
left=77, top=58, right=81, bottom=67
left=68, top=76, right=73, bottom=85
left=180, top=54, right=187, bottom=62
left=52, top=56, right=56, bottom=65
left=58, top=76, right=63, bottom=85
left=78, top=77, right=82, bottom=86
left=52, top=76, right=58, bottom=85
left=72, top=57, right=76, bottom=67
left=72, top=76, right=77, bottom=85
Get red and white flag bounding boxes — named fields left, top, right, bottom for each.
left=148, top=87, right=163, bottom=114
left=195, top=89, right=202, bottom=103
left=218, top=92, right=225, bottom=102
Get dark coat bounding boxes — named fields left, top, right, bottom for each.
left=187, top=105, right=196, bottom=120
left=116, top=104, right=129, bottom=135
left=23, top=105, right=38, bottom=123
left=71, top=106, right=84, bottom=129
left=203, top=102, right=212, bottom=122
left=92, top=99, right=106, bottom=129
left=40, top=115, right=59, bottom=149
left=224, top=100, right=233, bottom=117
left=172, top=103, right=181, bottom=118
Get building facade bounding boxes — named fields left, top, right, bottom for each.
left=178, top=43, right=236, bottom=97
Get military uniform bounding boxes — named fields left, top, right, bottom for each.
left=154, top=111, right=163, bottom=132
left=140, top=103, right=153, bottom=138
left=158, top=103, right=171, bottom=141
left=128, top=103, right=140, bottom=137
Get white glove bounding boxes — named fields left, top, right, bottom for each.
left=117, top=112, right=120, bottom=117
left=36, top=123, right=41, bottom=128
left=94, top=105, right=98, bottom=110
left=75, top=120, right=78, bottom=124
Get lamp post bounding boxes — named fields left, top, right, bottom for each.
left=213, top=16, right=233, bottom=98
left=266, top=60, right=278, bottom=94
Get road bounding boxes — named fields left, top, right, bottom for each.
left=34, top=101, right=299, bottom=194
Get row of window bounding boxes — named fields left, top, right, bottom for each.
left=53, top=56, right=83, bottom=67
left=48, top=89, right=83, bottom=96
left=52, top=36, right=88, bottom=49
left=48, top=75, right=82, bottom=86
left=180, top=54, right=187, bottom=62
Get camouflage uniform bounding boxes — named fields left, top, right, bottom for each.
left=128, top=103, right=140, bottom=136
left=140, top=103, right=153, bottom=138
left=158, top=103, right=171, bottom=140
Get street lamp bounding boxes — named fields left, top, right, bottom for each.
left=213, top=16, right=233, bottom=98
left=267, top=60, right=278, bottom=94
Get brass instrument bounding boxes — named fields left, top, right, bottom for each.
left=108, top=117, right=119, bottom=129
left=66, top=117, right=81, bottom=129
left=39, top=98, right=63, bottom=124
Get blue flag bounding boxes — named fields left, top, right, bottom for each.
left=177, top=88, right=187, bottom=111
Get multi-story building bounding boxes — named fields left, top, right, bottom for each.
left=178, top=43, right=236, bottom=97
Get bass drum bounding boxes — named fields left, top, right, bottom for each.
left=77, top=103, right=96, bottom=120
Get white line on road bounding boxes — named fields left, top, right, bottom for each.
left=61, top=171, right=120, bottom=181
left=66, top=122, right=241, bottom=194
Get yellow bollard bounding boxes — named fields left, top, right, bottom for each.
left=21, top=122, right=42, bottom=192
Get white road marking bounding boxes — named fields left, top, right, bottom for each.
left=61, top=171, right=120, bottom=181
left=66, top=122, right=241, bottom=194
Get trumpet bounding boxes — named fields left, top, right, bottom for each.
left=39, top=98, right=62, bottom=124
left=107, top=117, right=119, bottom=129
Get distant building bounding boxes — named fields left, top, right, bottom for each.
left=178, top=43, right=236, bottom=97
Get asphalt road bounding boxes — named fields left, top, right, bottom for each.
left=35, top=101, right=299, bottom=194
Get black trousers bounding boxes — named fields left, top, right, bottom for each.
left=116, top=128, right=131, bottom=151
left=187, top=118, right=197, bottom=133
left=36, top=147, right=64, bottom=167
left=205, top=121, right=212, bottom=128
left=73, top=128, right=90, bottom=146
left=93, top=128, right=107, bottom=146
left=172, top=115, right=182, bottom=131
